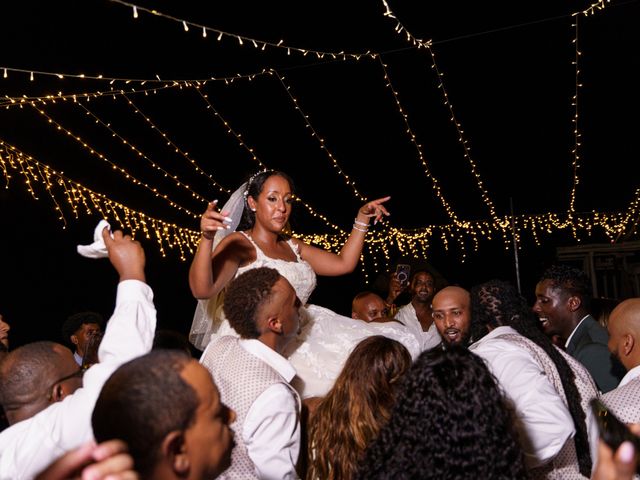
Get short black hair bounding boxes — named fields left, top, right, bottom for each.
left=0, top=341, right=62, bottom=412
left=223, top=267, right=281, bottom=338
left=540, top=264, right=592, bottom=310
left=61, top=311, right=104, bottom=343
left=92, top=350, right=196, bottom=478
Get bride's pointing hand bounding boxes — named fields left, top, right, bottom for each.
left=359, top=196, right=391, bottom=225
left=200, top=200, right=233, bottom=240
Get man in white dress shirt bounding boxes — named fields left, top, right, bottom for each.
left=603, top=298, right=640, bottom=423
left=200, top=267, right=302, bottom=480
left=431, top=286, right=472, bottom=347
left=394, top=269, right=441, bottom=351
left=0, top=228, right=156, bottom=480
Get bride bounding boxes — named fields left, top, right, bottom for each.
left=189, top=170, right=421, bottom=398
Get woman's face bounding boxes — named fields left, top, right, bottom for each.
left=249, top=174, right=293, bottom=232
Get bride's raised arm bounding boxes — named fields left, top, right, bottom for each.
left=296, top=196, right=390, bottom=276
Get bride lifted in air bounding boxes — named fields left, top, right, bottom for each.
left=189, top=170, right=421, bottom=398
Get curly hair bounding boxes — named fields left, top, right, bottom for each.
left=540, top=264, right=592, bottom=311
left=238, top=170, right=296, bottom=231
left=355, top=345, right=527, bottom=480
left=470, top=279, right=592, bottom=476
left=222, top=267, right=281, bottom=338
left=307, top=336, right=411, bottom=480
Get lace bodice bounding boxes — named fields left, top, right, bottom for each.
left=237, top=232, right=317, bottom=304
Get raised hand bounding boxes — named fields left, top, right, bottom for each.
left=358, top=196, right=391, bottom=225
left=200, top=200, right=233, bottom=240
left=102, top=228, right=145, bottom=282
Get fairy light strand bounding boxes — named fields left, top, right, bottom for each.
left=424, top=45, right=501, bottom=226
left=381, top=0, right=433, bottom=49
left=120, top=92, right=230, bottom=194
left=377, top=56, right=462, bottom=226
left=568, top=16, right=582, bottom=240
left=0, top=139, right=201, bottom=259
left=30, top=103, right=201, bottom=219
left=108, top=0, right=376, bottom=61
left=193, top=82, right=345, bottom=232
left=273, top=69, right=368, bottom=202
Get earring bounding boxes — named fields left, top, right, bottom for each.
left=251, top=208, right=257, bottom=212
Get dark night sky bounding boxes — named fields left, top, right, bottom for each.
left=1, top=0, right=639, bottom=347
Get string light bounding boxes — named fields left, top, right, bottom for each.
left=377, top=56, right=462, bottom=226
left=30, top=103, right=201, bottom=219
left=577, top=0, right=610, bottom=16
left=193, top=83, right=346, bottom=232
left=423, top=46, right=501, bottom=226
left=0, top=140, right=201, bottom=259
left=379, top=2, right=502, bottom=230
left=568, top=16, right=582, bottom=239
left=0, top=65, right=273, bottom=85
left=107, top=0, right=376, bottom=61
left=120, top=92, right=230, bottom=194
left=273, top=70, right=368, bottom=202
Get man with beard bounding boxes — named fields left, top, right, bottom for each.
left=394, top=270, right=441, bottom=351
left=533, top=264, right=623, bottom=393
left=603, top=298, right=640, bottom=423
left=431, top=286, right=472, bottom=347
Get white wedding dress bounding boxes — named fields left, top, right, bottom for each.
left=191, top=232, right=422, bottom=398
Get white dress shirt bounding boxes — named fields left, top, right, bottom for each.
left=0, top=280, right=156, bottom=480
left=618, top=364, right=640, bottom=388
left=395, top=303, right=441, bottom=351
left=239, top=339, right=301, bottom=480
left=470, top=326, right=576, bottom=468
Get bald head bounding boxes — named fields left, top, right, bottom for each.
left=432, top=287, right=471, bottom=346
left=352, top=292, right=388, bottom=323
left=607, top=298, right=640, bottom=371
left=0, top=341, right=81, bottom=424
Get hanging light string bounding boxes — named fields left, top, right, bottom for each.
left=423, top=45, right=501, bottom=226
left=120, top=92, right=230, bottom=194
left=376, top=56, right=462, bottom=227
left=567, top=15, right=582, bottom=239
left=273, top=69, right=368, bottom=203
left=379, top=2, right=501, bottom=228
left=381, top=0, right=432, bottom=49
left=3, top=134, right=639, bottom=267
left=578, top=0, right=611, bottom=16
left=193, top=82, right=346, bottom=232
left=108, top=0, right=376, bottom=61
left=29, top=102, right=201, bottom=219
left=0, top=82, right=181, bottom=109
left=0, top=139, right=201, bottom=259
left=0, top=64, right=273, bottom=85
left=74, top=99, right=217, bottom=203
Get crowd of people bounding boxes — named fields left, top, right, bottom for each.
left=1, top=169, right=640, bottom=479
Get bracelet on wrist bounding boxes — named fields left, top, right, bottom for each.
left=352, top=224, right=368, bottom=233
left=354, top=219, right=369, bottom=227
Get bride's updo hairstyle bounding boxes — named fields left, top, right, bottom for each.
left=238, top=170, right=295, bottom=230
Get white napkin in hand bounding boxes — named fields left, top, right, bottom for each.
left=77, top=220, right=112, bottom=258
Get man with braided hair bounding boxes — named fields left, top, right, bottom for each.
left=200, top=267, right=302, bottom=480
left=470, top=279, right=599, bottom=478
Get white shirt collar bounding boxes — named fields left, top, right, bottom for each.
left=471, top=325, right=518, bottom=346
left=618, top=364, right=640, bottom=388
left=564, top=315, right=590, bottom=348
left=239, top=339, right=296, bottom=383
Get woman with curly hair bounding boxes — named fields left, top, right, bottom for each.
left=306, top=336, right=412, bottom=480
left=355, top=345, right=527, bottom=480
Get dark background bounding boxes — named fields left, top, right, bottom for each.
left=1, top=0, right=638, bottom=348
